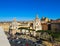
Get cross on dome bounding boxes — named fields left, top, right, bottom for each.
left=36, top=14, right=39, bottom=19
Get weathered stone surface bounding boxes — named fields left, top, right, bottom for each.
left=0, top=27, right=10, bottom=46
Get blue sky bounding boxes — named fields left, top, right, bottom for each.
left=0, top=0, right=60, bottom=21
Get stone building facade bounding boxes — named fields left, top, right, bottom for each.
left=0, top=14, right=50, bottom=35
left=51, top=20, right=60, bottom=31
left=0, top=22, right=11, bottom=32
left=33, top=14, right=42, bottom=31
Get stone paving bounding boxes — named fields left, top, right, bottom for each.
left=0, top=27, right=10, bottom=46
